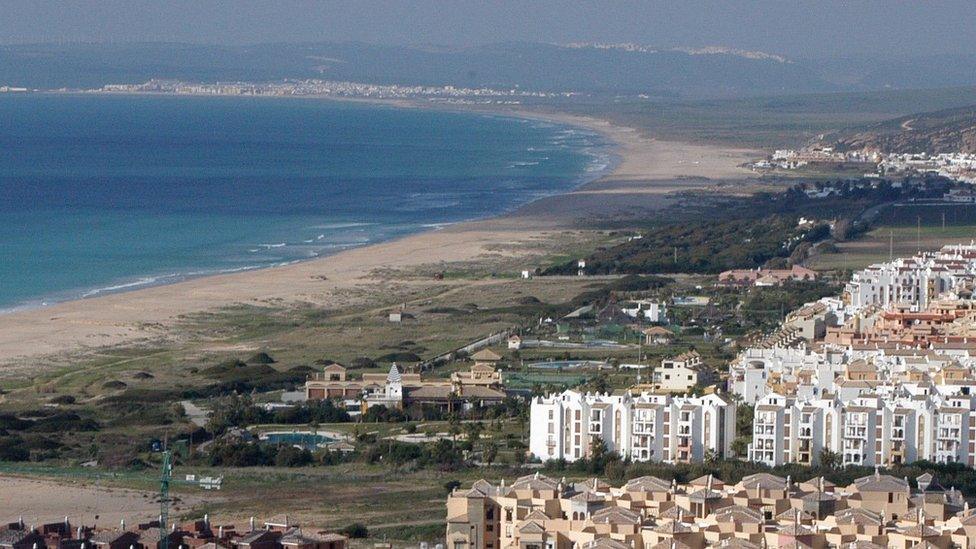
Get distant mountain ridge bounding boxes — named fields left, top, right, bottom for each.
left=4, top=42, right=976, bottom=99
left=0, top=41, right=835, bottom=97
left=830, top=104, right=976, bottom=154
left=560, top=42, right=791, bottom=63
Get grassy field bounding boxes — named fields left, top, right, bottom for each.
left=809, top=203, right=976, bottom=271
left=531, top=86, right=976, bottom=149
left=810, top=225, right=976, bottom=270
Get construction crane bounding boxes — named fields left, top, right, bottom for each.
left=159, top=450, right=173, bottom=549
left=158, top=449, right=222, bottom=549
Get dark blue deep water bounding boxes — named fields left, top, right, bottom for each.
left=0, top=94, right=609, bottom=309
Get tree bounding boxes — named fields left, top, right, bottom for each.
left=341, top=524, right=368, bottom=539
left=465, top=421, right=484, bottom=444
left=482, top=441, right=498, bottom=468
left=432, top=438, right=464, bottom=470
left=735, top=405, right=755, bottom=438
left=731, top=436, right=750, bottom=458
left=819, top=448, right=841, bottom=470
left=587, top=436, right=614, bottom=474
left=513, top=448, right=527, bottom=467
left=443, top=480, right=462, bottom=494
left=604, top=460, right=627, bottom=483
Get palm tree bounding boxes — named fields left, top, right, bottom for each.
left=482, top=441, right=498, bottom=468
left=819, top=448, right=841, bottom=470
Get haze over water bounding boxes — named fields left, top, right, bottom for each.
left=0, top=95, right=609, bottom=310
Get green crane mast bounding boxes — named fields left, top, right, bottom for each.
left=159, top=450, right=173, bottom=549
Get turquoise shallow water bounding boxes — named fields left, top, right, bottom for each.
left=0, top=94, right=610, bottom=310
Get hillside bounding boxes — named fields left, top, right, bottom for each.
left=831, top=104, right=976, bottom=154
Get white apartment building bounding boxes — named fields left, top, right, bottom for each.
left=845, top=244, right=976, bottom=311
left=749, top=391, right=976, bottom=468
left=728, top=347, right=844, bottom=404
left=651, top=350, right=710, bottom=393
left=620, top=299, right=667, bottom=323
left=529, top=389, right=736, bottom=464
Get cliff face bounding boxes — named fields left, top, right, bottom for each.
left=831, top=105, right=976, bottom=154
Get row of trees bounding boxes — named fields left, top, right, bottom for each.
left=206, top=394, right=352, bottom=435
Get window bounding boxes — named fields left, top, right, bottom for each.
left=455, top=542, right=466, bottom=549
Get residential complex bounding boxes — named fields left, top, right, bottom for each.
left=750, top=390, right=976, bottom=468
left=844, top=244, right=976, bottom=310
left=718, top=265, right=818, bottom=287
left=446, top=471, right=970, bottom=549
left=528, top=390, right=735, bottom=463
left=755, top=147, right=976, bottom=184
left=305, top=359, right=506, bottom=413
left=0, top=515, right=346, bottom=549
left=727, top=243, right=976, bottom=470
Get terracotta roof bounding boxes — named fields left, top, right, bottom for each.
left=623, top=476, right=672, bottom=492
left=712, top=539, right=760, bottom=549
left=853, top=473, right=910, bottom=492
left=653, top=520, right=692, bottom=534
left=648, top=540, right=693, bottom=549
left=740, top=473, right=787, bottom=491
left=577, top=478, right=612, bottom=492
left=459, top=386, right=506, bottom=399
left=590, top=506, right=641, bottom=525
left=511, top=473, right=560, bottom=491
left=582, top=539, right=631, bottom=549
left=898, top=523, right=940, bottom=538
left=471, top=349, right=502, bottom=361
left=406, top=385, right=454, bottom=399
left=836, top=508, right=882, bottom=526
left=714, top=505, right=763, bottom=524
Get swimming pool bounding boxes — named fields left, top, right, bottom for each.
left=260, top=431, right=337, bottom=449
left=526, top=360, right=610, bottom=370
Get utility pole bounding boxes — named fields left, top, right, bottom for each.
left=889, top=229, right=893, bottom=261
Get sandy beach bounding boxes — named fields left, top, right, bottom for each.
left=0, top=476, right=206, bottom=526
left=0, top=110, right=757, bottom=369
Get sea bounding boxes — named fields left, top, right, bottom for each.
left=0, top=94, right=611, bottom=311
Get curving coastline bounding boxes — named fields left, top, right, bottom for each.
left=0, top=106, right=757, bottom=368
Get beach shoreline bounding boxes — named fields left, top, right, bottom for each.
left=0, top=100, right=759, bottom=368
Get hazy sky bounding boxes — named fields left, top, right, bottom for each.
left=3, top=1, right=975, bottom=59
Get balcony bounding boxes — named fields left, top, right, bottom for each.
left=938, top=428, right=960, bottom=440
